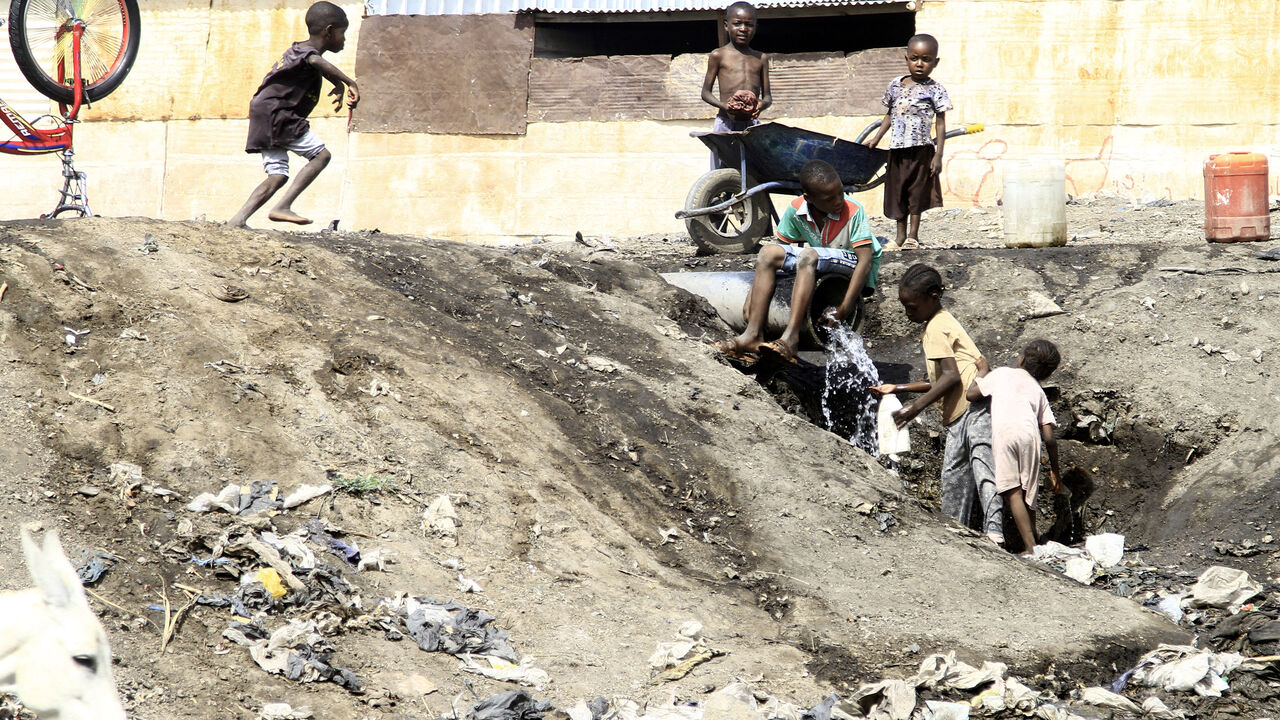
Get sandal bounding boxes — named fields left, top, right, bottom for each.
left=757, top=339, right=799, bottom=365
left=711, top=339, right=758, bottom=366
left=902, top=238, right=920, bottom=250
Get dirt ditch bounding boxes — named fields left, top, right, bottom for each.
left=0, top=200, right=1274, bottom=719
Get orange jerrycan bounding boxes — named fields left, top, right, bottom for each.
left=1204, top=152, right=1270, bottom=242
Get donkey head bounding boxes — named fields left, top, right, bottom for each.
left=1, top=530, right=126, bottom=720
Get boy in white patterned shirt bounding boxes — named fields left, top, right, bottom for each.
left=862, top=33, right=952, bottom=249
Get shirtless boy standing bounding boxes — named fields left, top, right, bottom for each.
left=701, top=2, right=771, bottom=166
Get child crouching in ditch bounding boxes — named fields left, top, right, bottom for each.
left=870, top=264, right=1002, bottom=543
left=966, top=339, right=1064, bottom=555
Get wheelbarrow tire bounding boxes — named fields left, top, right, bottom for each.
left=684, top=169, right=770, bottom=255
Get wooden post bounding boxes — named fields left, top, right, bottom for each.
left=716, top=11, right=727, bottom=46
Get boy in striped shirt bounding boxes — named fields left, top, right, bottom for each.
left=714, top=159, right=882, bottom=364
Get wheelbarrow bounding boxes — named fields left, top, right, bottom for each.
left=677, top=120, right=985, bottom=254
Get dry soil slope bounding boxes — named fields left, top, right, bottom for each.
left=0, top=218, right=1181, bottom=717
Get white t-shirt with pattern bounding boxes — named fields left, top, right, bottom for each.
left=881, top=76, right=953, bottom=149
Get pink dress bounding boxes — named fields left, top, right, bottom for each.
left=973, top=367, right=1056, bottom=508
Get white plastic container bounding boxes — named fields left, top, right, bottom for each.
left=877, top=395, right=911, bottom=457
left=1002, top=157, right=1068, bottom=248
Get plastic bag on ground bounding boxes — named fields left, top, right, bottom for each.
left=466, top=690, right=553, bottom=720
left=702, top=682, right=765, bottom=720
left=877, top=395, right=911, bottom=456
left=908, top=652, right=1007, bottom=690
left=1128, top=644, right=1243, bottom=697
left=1084, top=533, right=1124, bottom=568
left=920, top=701, right=969, bottom=720
left=461, top=654, right=550, bottom=689
left=850, top=679, right=915, bottom=720
left=282, top=483, right=332, bottom=509
left=1077, top=687, right=1140, bottom=714
left=1187, top=566, right=1262, bottom=609
left=1062, top=557, right=1095, bottom=584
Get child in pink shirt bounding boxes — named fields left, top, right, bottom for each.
left=967, top=340, right=1063, bottom=554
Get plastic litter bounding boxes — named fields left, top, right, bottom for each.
left=461, top=690, right=552, bottom=720
left=253, top=568, right=288, bottom=598
left=1077, top=687, right=1140, bottom=714
left=1154, top=595, right=1185, bottom=624
left=1188, top=566, right=1262, bottom=609
left=920, top=701, right=969, bottom=720
left=1127, top=644, right=1243, bottom=697
left=259, top=703, right=314, bottom=720
left=423, top=494, right=460, bottom=546
left=850, top=679, right=915, bottom=720
left=1062, top=557, right=1095, bottom=584
left=395, top=597, right=519, bottom=661
left=75, top=550, right=119, bottom=586
left=461, top=654, right=551, bottom=688
left=1084, top=533, right=1125, bottom=568
left=281, top=483, right=332, bottom=509
left=186, top=481, right=282, bottom=515
left=702, top=682, right=765, bottom=720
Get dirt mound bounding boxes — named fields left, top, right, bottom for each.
left=0, top=217, right=1186, bottom=718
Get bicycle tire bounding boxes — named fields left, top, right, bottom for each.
left=9, top=0, right=141, bottom=104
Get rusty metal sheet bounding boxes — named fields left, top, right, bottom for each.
left=530, top=47, right=903, bottom=124
left=352, top=14, right=533, bottom=134
left=528, top=55, right=706, bottom=122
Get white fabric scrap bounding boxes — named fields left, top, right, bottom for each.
left=1187, top=566, right=1262, bottom=609
left=259, top=703, right=314, bottom=720
left=282, top=483, right=332, bottom=509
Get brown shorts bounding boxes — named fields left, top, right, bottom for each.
left=884, top=144, right=943, bottom=221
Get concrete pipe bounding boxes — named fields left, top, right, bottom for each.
left=660, top=271, right=863, bottom=350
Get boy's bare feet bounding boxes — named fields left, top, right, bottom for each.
left=268, top=209, right=313, bottom=225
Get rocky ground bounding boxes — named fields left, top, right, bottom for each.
left=0, top=198, right=1276, bottom=719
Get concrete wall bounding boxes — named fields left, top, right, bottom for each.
left=2, top=0, right=1277, bottom=238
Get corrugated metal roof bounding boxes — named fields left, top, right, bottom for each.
left=366, top=0, right=903, bottom=16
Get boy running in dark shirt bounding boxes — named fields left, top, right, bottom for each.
left=229, top=1, right=359, bottom=228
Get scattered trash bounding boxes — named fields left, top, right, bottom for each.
left=1084, top=533, right=1125, bottom=568
left=423, top=494, right=460, bottom=546
left=1155, top=595, right=1185, bottom=624
left=1077, top=687, right=1139, bottom=714
left=258, top=703, right=313, bottom=720
left=850, top=679, right=915, bottom=720
left=137, top=234, right=159, bottom=253
left=1127, top=644, right=1243, bottom=697
left=461, top=655, right=551, bottom=688
left=459, top=690, right=551, bottom=720
left=186, top=482, right=282, bottom=515
left=232, top=618, right=360, bottom=692
left=390, top=597, right=519, bottom=661
left=458, top=573, right=484, bottom=593
left=282, top=484, right=332, bottom=509
left=1188, top=566, right=1262, bottom=609
left=76, top=550, right=119, bottom=585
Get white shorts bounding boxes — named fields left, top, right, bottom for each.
left=260, top=130, right=326, bottom=176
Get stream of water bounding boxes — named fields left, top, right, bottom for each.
left=821, top=325, right=882, bottom=456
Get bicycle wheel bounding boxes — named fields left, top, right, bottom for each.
left=9, top=0, right=141, bottom=104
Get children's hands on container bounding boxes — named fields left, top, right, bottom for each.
left=868, top=383, right=898, bottom=395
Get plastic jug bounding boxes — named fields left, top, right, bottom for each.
left=877, top=394, right=911, bottom=457
left=1002, top=157, right=1068, bottom=248
left=1204, top=152, right=1270, bottom=242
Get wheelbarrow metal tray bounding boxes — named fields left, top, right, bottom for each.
left=693, top=121, right=888, bottom=187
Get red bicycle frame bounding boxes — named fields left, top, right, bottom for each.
left=0, top=20, right=86, bottom=156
